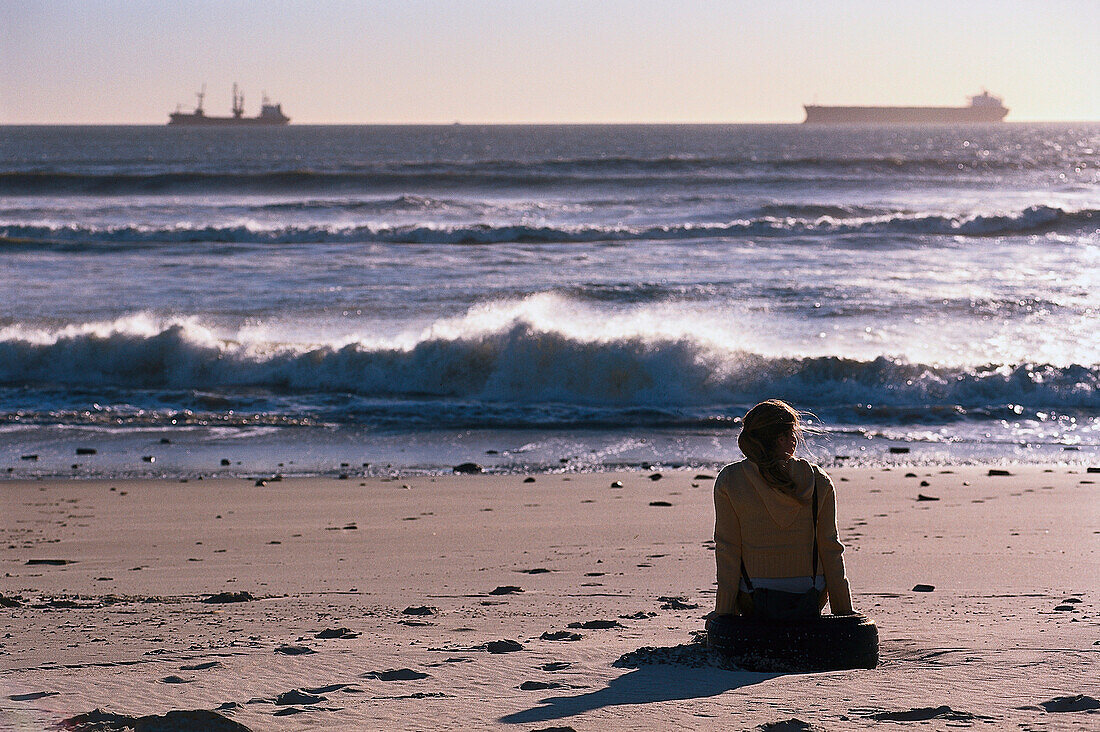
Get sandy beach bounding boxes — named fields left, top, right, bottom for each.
left=1, top=464, right=1097, bottom=730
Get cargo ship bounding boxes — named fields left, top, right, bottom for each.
left=803, top=91, right=1008, bottom=124
left=168, top=84, right=289, bottom=126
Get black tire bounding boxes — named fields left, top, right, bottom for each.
left=705, top=613, right=878, bottom=672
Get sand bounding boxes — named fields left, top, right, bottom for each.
left=1, top=465, right=1097, bottom=730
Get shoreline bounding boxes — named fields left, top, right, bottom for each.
left=4, top=427, right=1095, bottom=482
left=2, top=465, right=1097, bottom=729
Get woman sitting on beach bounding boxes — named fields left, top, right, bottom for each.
left=713, top=399, right=853, bottom=619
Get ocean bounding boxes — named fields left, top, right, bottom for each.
left=0, top=124, right=1097, bottom=477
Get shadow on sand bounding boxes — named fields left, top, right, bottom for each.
left=499, top=665, right=780, bottom=725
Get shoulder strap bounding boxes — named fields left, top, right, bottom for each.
left=810, top=470, right=819, bottom=579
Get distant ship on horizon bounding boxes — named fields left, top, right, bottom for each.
left=168, top=84, right=289, bottom=126
left=803, top=90, right=1009, bottom=124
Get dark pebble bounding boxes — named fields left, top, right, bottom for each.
left=648, top=473, right=662, bottom=481
left=314, top=627, right=359, bottom=638
left=523, top=476, right=536, bottom=483
left=363, top=668, right=430, bottom=681
left=76, top=448, right=97, bottom=455
left=988, top=469, right=1012, bottom=476
left=649, top=500, right=672, bottom=507
left=912, top=584, right=935, bottom=592
left=540, top=631, right=582, bottom=641
left=888, top=447, right=910, bottom=454
left=275, top=689, right=325, bottom=705
left=202, top=591, right=254, bottom=603
left=402, top=605, right=437, bottom=615
left=567, top=619, right=621, bottom=629
left=916, top=494, right=939, bottom=501
left=486, top=639, right=523, bottom=653
left=453, top=462, right=483, bottom=474
left=488, top=585, right=524, bottom=595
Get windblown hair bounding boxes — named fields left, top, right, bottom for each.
left=738, top=399, right=805, bottom=498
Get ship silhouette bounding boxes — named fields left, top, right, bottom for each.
left=804, top=91, right=1008, bottom=124
left=168, top=84, right=289, bottom=126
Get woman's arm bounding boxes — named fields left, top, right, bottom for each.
left=713, top=469, right=742, bottom=615
left=815, top=467, right=854, bottom=614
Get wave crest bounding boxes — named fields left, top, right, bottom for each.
left=1, top=317, right=1095, bottom=411
left=2, top=206, right=1094, bottom=248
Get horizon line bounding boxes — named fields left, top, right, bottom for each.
left=3, top=118, right=1096, bottom=127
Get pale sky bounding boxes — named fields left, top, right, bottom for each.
left=2, top=0, right=1097, bottom=124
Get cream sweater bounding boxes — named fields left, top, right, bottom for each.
left=713, top=458, right=853, bottom=615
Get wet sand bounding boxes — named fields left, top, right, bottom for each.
left=1, top=465, right=1097, bottom=730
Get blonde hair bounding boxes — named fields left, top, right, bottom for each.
left=738, top=399, right=805, bottom=497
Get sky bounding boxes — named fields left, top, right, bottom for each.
left=2, top=0, right=1097, bottom=124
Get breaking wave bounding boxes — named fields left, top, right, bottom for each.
left=2, top=206, right=1094, bottom=247
left=1, top=317, right=1095, bottom=417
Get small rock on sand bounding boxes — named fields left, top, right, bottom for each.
left=519, top=681, right=565, bottom=690
left=8, top=691, right=58, bottom=701
left=159, top=675, right=192, bottom=684
left=541, top=631, right=583, bottom=641
left=274, top=644, right=315, bottom=655
left=75, top=448, right=97, bottom=455
left=916, top=494, right=939, bottom=501
left=402, top=605, right=437, bottom=615
left=863, top=706, right=984, bottom=722
left=610, top=480, right=623, bottom=488
left=523, top=476, right=536, bottom=483
left=755, top=720, right=825, bottom=732
left=648, top=473, right=662, bottom=481
left=649, top=500, right=673, bottom=507
left=453, top=462, right=483, bottom=474
left=488, top=585, right=523, bottom=595
left=274, top=689, right=326, bottom=705
left=486, top=639, right=523, bottom=653
left=60, top=709, right=252, bottom=731
left=315, top=627, right=359, bottom=638
left=362, top=668, right=429, bottom=681
left=567, top=619, right=621, bottom=629
left=220, top=458, right=231, bottom=466
left=1037, top=694, right=1100, bottom=712
left=541, top=662, right=572, bottom=671
left=888, top=447, right=910, bottom=454
left=912, top=584, right=935, bottom=592
left=694, top=474, right=715, bottom=480
left=658, top=596, right=699, bottom=610
left=988, top=469, right=1012, bottom=476
left=202, top=591, right=254, bottom=603
left=26, top=559, right=75, bottom=566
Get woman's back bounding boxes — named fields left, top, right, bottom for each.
left=713, top=400, right=853, bottom=617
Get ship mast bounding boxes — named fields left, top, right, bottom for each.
left=195, top=84, right=206, bottom=115
left=232, top=83, right=245, bottom=118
